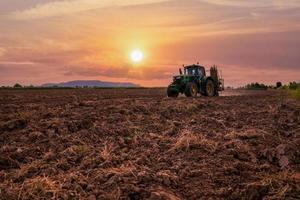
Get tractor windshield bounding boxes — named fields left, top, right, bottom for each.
left=185, top=67, right=202, bottom=76
left=185, top=68, right=196, bottom=75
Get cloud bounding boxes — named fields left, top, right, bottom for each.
left=0, top=62, right=47, bottom=84
left=0, top=48, right=6, bottom=57
left=199, top=0, right=300, bottom=8
left=63, top=64, right=173, bottom=80
left=220, top=64, right=300, bottom=87
left=0, top=61, right=35, bottom=65
left=6, top=0, right=169, bottom=20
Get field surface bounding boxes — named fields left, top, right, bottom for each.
left=0, top=89, right=299, bottom=200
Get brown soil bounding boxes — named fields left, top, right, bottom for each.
left=0, top=88, right=299, bottom=200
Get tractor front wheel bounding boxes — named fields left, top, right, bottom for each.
left=167, top=87, right=179, bottom=98
left=205, top=79, right=215, bottom=97
left=184, top=82, right=198, bottom=97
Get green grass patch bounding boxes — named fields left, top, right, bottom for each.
left=290, top=89, right=300, bottom=100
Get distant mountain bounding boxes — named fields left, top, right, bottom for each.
left=41, top=80, right=140, bottom=88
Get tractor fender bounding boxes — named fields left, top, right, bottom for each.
left=167, top=84, right=180, bottom=93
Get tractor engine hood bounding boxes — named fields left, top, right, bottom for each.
left=173, top=75, right=183, bottom=82
left=173, top=75, right=192, bottom=80
left=174, top=75, right=183, bottom=79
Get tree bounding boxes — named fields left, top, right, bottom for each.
left=276, top=82, right=282, bottom=89
left=13, top=83, right=22, bottom=88
left=289, top=82, right=299, bottom=90
left=245, top=82, right=268, bottom=90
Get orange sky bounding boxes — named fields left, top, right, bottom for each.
left=0, top=0, right=300, bottom=87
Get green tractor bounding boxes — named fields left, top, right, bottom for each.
left=167, top=64, right=224, bottom=97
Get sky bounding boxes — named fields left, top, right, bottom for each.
left=0, top=0, right=300, bottom=87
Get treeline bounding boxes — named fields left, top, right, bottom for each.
left=245, top=83, right=269, bottom=90
left=242, top=81, right=300, bottom=90
left=0, top=83, right=36, bottom=88
left=0, top=84, right=145, bottom=90
left=287, top=81, right=300, bottom=90
left=0, top=83, right=74, bottom=89
left=286, top=82, right=300, bottom=100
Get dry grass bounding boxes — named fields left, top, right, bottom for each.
left=93, top=163, right=137, bottom=184
left=14, top=161, right=41, bottom=181
left=224, top=129, right=267, bottom=140
left=186, top=104, right=198, bottom=112
left=150, top=187, right=181, bottom=200
left=100, top=142, right=114, bottom=161
left=62, top=145, right=90, bottom=157
left=18, top=176, right=62, bottom=200
left=75, top=145, right=90, bottom=155
left=170, top=130, right=217, bottom=152
left=245, top=171, right=300, bottom=200
left=106, top=187, right=121, bottom=200
left=105, top=164, right=136, bottom=176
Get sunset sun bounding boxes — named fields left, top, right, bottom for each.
left=130, top=49, right=144, bottom=63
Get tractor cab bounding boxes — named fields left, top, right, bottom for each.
left=183, top=65, right=206, bottom=78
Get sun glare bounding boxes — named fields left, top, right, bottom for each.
left=130, top=49, right=144, bottom=63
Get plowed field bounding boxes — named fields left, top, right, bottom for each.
left=0, top=89, right=299, bottom=199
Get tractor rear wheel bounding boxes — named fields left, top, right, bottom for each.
left=184, top=82, right=198, bottom=97
left=205, top=79, right=215, bottom=97
left=167, top=87, right=179, bottom=98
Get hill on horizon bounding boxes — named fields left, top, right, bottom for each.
left=41, top=80, right=140, bottom=88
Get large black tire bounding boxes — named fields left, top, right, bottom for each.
left=167, top=87, right=179, bottom=98
left=184, top=82, right=198, bottom=97
left=205, top=79, right=215, bottom=97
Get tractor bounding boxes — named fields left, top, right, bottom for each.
left=167, top=64, right=224, bottom=97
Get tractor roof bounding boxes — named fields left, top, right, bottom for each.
left=184, top=64, right=205, bottom=70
